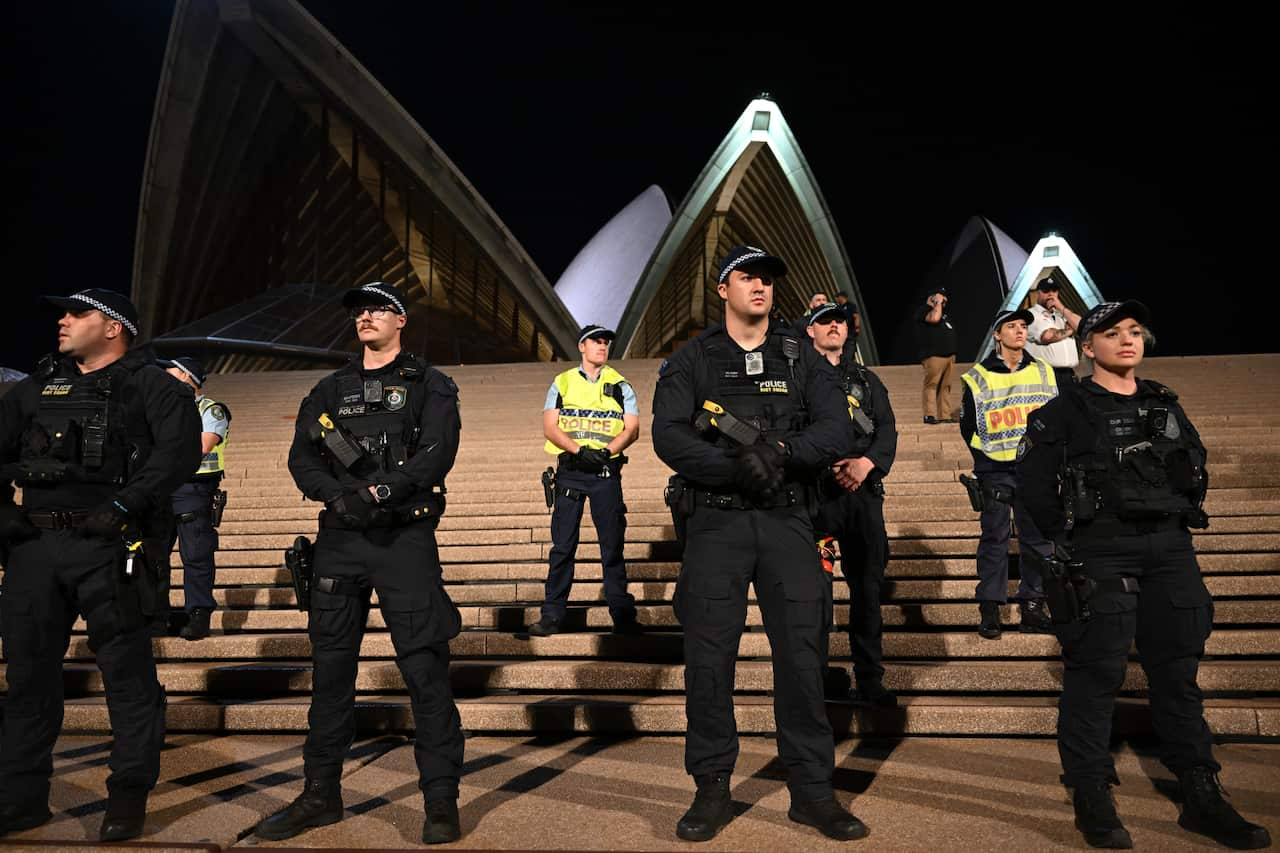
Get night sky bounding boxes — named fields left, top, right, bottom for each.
left=3, top=2, right=1272, bottom=370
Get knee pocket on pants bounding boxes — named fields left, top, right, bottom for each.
left=383, top=583, right=461, bottom=654
left=1139, top=586, right=1213, bottom=666
left=675, top=574, right=735, bottom=627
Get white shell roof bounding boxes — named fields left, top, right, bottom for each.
left=553, top=185, right=672, bottom=332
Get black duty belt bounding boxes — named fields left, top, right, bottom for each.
left=25, top=510, right=89, bottom=530
left=1093, top=576, right=1141, bottom=594
left=558, top=451, right=628, bottom=472
left=692, top=487, right=802, bottom=511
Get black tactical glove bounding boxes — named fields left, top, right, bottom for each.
left=731, top=443, right=786, bottom=502
left=576, top=447, right=611, bottom=473
left=325, top=490, right=376, bottom=529
left=80, top=498, right=131, bottom=540
left=0, top=502, right=38, bottom=545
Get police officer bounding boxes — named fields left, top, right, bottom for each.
left=1018, top=301, right=1270, bottom=850
left=0, top=289, right=202, bottom=842
left=528, top=324, right=640, bottom=636
left=254, top=282, right=465, bottom=845
left=653, top=246, right=868, bottom=842
left=959, top=307, right=1057, bottom=639
left=807, top=303, right=898, bottom=707
left=158, top=356, right=229, bottom=640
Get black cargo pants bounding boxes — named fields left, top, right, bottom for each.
left=675, top=502, right=834, bottom=802
left=816, top=484, right=889, bottom=685
left=0, top=528, right=166, bottom=806
left=304, top=520, right=464, bottom=799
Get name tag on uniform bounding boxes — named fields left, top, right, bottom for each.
left=744, top=352, right=764, bottom=376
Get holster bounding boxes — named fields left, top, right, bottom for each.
left=117, top=539, right=156, bottom=624
left=541, top=466, right=556, bottom=511
left=284, top=535, right=314, bottom=612
left=663, top=474, right=693, bottom=546
left=960, top=473, right=986, bottom=512
left=210, top=488, right=227, bottom=527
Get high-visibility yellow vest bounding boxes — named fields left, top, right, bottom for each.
left=543, top=365, right=628, bottom=456
left=196, top=396, right=229, bottom=476
left=960, top=357, right=1057, bottom=461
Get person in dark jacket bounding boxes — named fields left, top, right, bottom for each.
left=253, top=282, right=465, bottom=846
left=916, top=289, right=957, bottom=424
left=1017, top=300, right=1270, bottom=850
left=0, top=289, right=202, bottom=842
left=807, top=303, right=898, bottom=706
left=653, top=246, right=868, bottom=843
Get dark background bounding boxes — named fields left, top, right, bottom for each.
left=3, top=2, right=1272, bottom=369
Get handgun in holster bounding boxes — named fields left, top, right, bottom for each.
left=1024, top=544, right=1094, bottom=624
left=960, top=473, right=1014, bottom=513
left=541, top=467, right=556, bottom=512
left=284, top=535, right=314, bottom=612
left=663, top=474, right=694, bottom=545
left=695, top=400, right=762, bottom=446
left=308, top=413, right=366, bottom=471
left=119, top=536, right=156, bottom=623
left=209, top=489, right=228, bottom=527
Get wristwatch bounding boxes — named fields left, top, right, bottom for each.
left=374, top=484, right=392, bottom=502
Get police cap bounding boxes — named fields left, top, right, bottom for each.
left=1078, top=300, right=1151, bottom=340
left=342, top=281, right=407, bottom=314
left=157, top=355, right=207, bottom=387
left=42, top=289, right=139, bottom=336
left=717, top=245, right=788, bottom=284
left=577, top=325, right=616, bottom=344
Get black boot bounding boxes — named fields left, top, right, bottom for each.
left=978, top=601, right=1002, bottom=639
left=0, top=800, right=52, bottom=837
left=180, top=607, right=212, bottom=640
left=254, top=779, right=343, bottom=841
left=1072, top=781, right=1133, bottom=849
left=1018, top=598, right=1054, bottom=633
left=850, top=679, right=898, bottom=708
left=422, top=797, right=461, bottom=844
left=676, top=774, right=733, bottom=842
left=789, top=796, right=869, bottom=840
left=526, top=616, right=562, bottom=637
left=611, top=612, right=645, bottom=635
left=99, top=787, right=148, bottom=842
left=1177, top=766, right=1271, bottom=849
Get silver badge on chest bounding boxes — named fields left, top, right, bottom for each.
left=744, top=351, right=764, bottom=376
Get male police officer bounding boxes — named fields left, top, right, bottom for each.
left=254, top=281, right=465, bottom=845
left=158, top=356, right=229, bottom=640
left=0, top=289, right=201, bottom=842
left=807, top=303, right=898, bottom=707
left=653, top=246, right=867, bottom=842
left=1018, top=301, right=1270, bottom=850
left=960, top=307, right=1057, bottom=639
left=529, top=324, right=640, bottom=636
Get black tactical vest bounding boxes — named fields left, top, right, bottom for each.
left=327, top=355, right=427, bottom=481
left=18, top=354, right=143, bottom=486
left=1071, top=381, right=1206, bottom=521
left=701, top=332, right=808, bottom=447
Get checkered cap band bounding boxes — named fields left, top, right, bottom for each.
left=70, top=291, right=138, bottom=336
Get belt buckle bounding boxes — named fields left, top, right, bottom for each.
left=51, top=510, right=74, bottom=530
left=710, top=494, right=734, bottom=509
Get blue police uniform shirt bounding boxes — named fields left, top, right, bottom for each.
left=198, top=395, right=229, bottom=442
left=543, top=369, right=639, bottom=415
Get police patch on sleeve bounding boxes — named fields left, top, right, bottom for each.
left=210, top=405, right=226, bottom=421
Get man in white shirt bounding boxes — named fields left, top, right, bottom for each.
left=1025, top=277, right=1081, bottom=386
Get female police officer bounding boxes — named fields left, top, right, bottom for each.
left=1017, top=301, right=1270, bottom=850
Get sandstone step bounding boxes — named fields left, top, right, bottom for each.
left=29, top=658, right=1280, bottom=695
left=57, top=694, right=1280, bottom=737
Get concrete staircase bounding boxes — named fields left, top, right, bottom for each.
left=4, top=355, right=1279, bottom=737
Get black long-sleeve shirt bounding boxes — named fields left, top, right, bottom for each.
left=288, top=355, right=460, bottom=505
left=0, top=350, right=202, bottom=515
left=651, top=323, right=850, bottom=489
